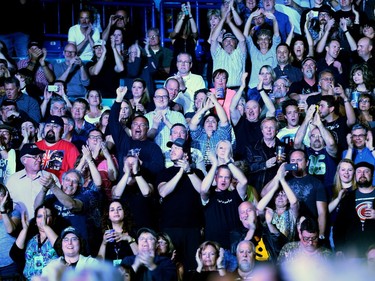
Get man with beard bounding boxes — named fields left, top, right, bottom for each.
left=156, top=138, right=204, bottom=271
left=261, top=149, right=328, bottom=242
left=36, top=116, right=80, bottom=180
left=288, top=57, right=320, bottom=102
left=273, top=43, right=302, bottom=83
left=108, top=86, right=164, bottom=180
left=278, top=217, right=331, bottom=265
left=294, top=104, right=338, bottom=199
left=7, top=143, right=60, bottom=219
left=317, top=95, right=355, bottom=154
left=210, top=8, right=247, bottom=89
left=233, top=240, right=256, bottom=280
left=333, top=162, right=375, bottom=258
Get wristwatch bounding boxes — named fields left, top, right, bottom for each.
left=319, top=235, right=325, bottom=240
left=128, top=238, right=136, bottom=244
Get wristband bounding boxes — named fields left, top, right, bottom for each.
left=128, top=238, right=136, bottom=244
left=370, top=148, right=375, bottom=153
left=186, top=170, right=194, bottom=174
left=0, top=210, right=6, bottom=214
left=134, top=171, right=142, bottom=177
left=344, top=30, right=348, bottom=34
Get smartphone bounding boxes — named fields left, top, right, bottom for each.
left=47, top=85, right=59, bottom=92
left=119, top=79, right=125, bottom=87
left=312, top=11, right=319, bottom=18
left=285, top=163, right=298, bottom=171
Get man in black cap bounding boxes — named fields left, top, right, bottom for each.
left=288, top=56, right=320, bottom=102
left=7, top=143, right=59, bottom=219
left=156, top=137, right=205, bottom=271
left=121, top=227, right=177, bottom=281
left=210, top=9, right=246, bottom=89
left=36, top=115, right=79, bottom=180
left=334, top=161, right=375, bottom=259
left=41, top=226, right=99, bottom=277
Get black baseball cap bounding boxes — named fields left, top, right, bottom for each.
left=20, top=143, right=44, bottom=158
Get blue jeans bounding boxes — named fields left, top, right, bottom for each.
left=0, top=32, right=29, bottom=58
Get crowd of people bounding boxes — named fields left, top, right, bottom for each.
left=0, top=0, right=375, bottom=280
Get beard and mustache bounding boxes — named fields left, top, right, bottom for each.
left=45, top=130, right=57, bottom=144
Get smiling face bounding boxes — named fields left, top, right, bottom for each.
left=62, top=233, right=80, bottom=258
left=276, top=45, right=290, bottom=65
left=351, top=128, right=366, bottom=149
left=352, top=69, right=364, bottom=85
left=325, top=40, right=340, bottom=60
left=238, top=201, right=257, bottom=228
left=62, top=172, right=80, bottom=196
left=274, top=190, right=288, bottom=208
left=338, top=161, right=354, bottom=184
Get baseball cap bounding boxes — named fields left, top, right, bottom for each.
left=44, top=116, right=64, bottom=127
left=301, top=56, right=316, bottom=66
left=20, top=143, right=44, bottom=158
left=1, top=99, right=17, bottom=108
left=60, top=226, right=81, bottom=239
left=318, top=4, right=334, bottom=17
left=222, top=32, right=237, bottom=41
left=93, top=39, right=105, bottom=48
left=28, top=41, right=42, bottom=49
left=0, top=124, right=13, bottom=131
left=167, top=138, right=189, bottom=153
left=137, top=227, right=157, bottom=240
left=355, top=162, right=374, bottom=174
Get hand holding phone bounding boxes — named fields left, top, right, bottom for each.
left=285, top=163, right=298, bottom=171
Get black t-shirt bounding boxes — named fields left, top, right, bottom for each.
left=287, top=174, right=327, bottom=219
left=233, top=117, right=262, bottom=160
left=204, top=188, right=244, bottom=249
left=156, top=166, right=204, bottom=228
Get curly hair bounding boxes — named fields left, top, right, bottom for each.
left=349, top=63, right=375, bottom=91
left=101, top=200, right=134, bottom=234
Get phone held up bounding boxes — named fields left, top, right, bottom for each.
left=285, top=163, right=298, bottom=171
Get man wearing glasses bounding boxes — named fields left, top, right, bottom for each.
left=277, top=217, right=331, bottom=265
left=53, top=43, right=90, bottom=98
left=7, top=143, right=60, bottom=219
left=144, top=28, right=173, bottom=80
left=171, top=52, right=205, bottom=114
left=145, top=88, right=186, bottom=152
